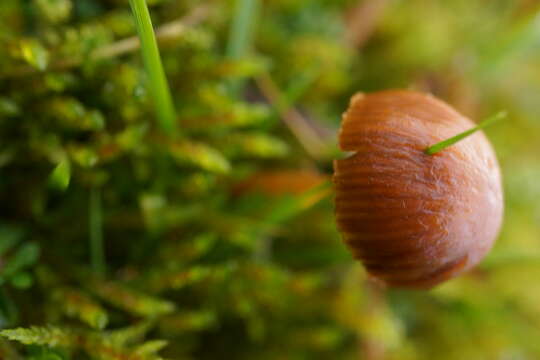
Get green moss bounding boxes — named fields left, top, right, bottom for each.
left=0, top=0, right=540, bottom=359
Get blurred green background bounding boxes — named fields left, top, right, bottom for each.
left=1, top=0, right=540, bottom=359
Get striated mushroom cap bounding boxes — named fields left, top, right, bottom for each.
left=333, top=90, right=503, bottom=288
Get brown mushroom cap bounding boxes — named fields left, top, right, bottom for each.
left=333, top=90, right=503, bottom=288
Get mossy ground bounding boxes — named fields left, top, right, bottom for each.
left=1, top=0, right=540, bottom=359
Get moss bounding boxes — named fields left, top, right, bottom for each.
left=0, top=0, right=540, bottom=359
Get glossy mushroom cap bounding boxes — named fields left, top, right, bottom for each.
left=333, top=90, right=503, bottom=289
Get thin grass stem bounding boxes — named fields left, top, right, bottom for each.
left=128, top=0, right=178, bottom=134
left=425, top=111, right=507, bottom=155
left=226, top=0, right=260, bottom=95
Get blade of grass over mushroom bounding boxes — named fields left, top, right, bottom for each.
left=425, top=111, right=507, bottom=155
left=226, top=0, right=260, bottom=95
left=128, top=0, right=177, bottom=135
left=90, top=187, right=106, bottom=276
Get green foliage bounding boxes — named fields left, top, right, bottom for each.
left=1, top=324, right=167, bottom=360
left=52, top=288, right=108, bottom=329
left=0, top=0, right=540, bottom=359
left=19, top=39, right=50, bottom=71
left=1, top=326, right=72, bottom=347
left=90, top=280, right=175, bottom=317
left=48, top=158, right=71, bottom=192
left=0, top=227, right=40, bottom=291
left=168, top=141, right=231, bottom=174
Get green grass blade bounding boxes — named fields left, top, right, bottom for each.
left=128, top=0, right=177, bottom=134
left=226, top=0, right=260, bottom=95
left=425, top=111, right=507, bottom=155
